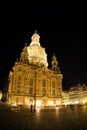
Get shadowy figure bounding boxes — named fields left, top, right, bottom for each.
left=31, top=104, right=33, bottom=112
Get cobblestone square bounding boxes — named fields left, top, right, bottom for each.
left=1, top=104, right=87, bottom=130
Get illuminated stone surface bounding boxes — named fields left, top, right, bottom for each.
left=8, top=32, right=63, bottom=107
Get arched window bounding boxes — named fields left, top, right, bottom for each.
left=42, top=79, right=46, bottom=87
left=29, top=78, right=33, bottom=86
left=52, top=81, right=55, bottom=88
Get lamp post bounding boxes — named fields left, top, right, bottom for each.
left=34, top=69, right=36, bottom=112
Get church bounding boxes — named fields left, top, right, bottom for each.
left=8, top=31, right=63, bottom=108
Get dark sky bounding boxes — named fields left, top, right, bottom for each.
left=0, top=6, right=87, bottom=90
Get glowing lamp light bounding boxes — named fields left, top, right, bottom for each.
left=36, top=100, right=42, bottom=108
left=74, top=100, right=79, bottom=104
left=83, top=100, right=86, bottom=104
left=11, top=102, right=17, bottom=106
left=48, top=100, right=53, bottom=106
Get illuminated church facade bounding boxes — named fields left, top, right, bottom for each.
left=8, top=32, right=63, bottom=108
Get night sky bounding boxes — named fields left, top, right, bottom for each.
left=0, top=6, right=87, bottom=90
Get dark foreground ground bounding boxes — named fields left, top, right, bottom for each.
left=0, top=103, right=87, bottom=130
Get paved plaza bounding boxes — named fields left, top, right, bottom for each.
left=0, top=104, right=87, bottom=130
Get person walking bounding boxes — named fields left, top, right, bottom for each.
left=31, top=104, right=33, bottom=112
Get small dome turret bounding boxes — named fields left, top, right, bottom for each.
left=30, top=30, right=40, bottom=46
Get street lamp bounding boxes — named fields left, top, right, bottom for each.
left=34, top=69, right=36, bottom=112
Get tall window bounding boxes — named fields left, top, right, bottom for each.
left=42, top=79, right=46, bottom=96
left=29, top=87, right=33, bottom=94
left=52, top=81, right=55, bottom=88
left=52, top=89, right=55, bottom=96
left=17, top=89, right=21, bottom=93
left=42, top=88, right=46, bottom=96
left=29, top=78, right=33, bottom=86
left=29, top=99, right=33, bottom=104
left=52, top=81, right=56, bottom=96
left=17, top=76, right=21, bottom=84
left=42, top=79, right=46, bottom=87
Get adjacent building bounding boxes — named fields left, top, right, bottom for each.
left=62, top=84, right=87, bottom=106
left=8, top=32, right=63, bottom=108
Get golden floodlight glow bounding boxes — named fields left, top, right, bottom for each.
left=36, top=100, right=42, bottom=107
left=74, top=100, right=79, bottom=104
left=48, top=100, right=53, bottom=106
left=83, top=100, right=86, bottom=104
left=11, top=102, right=17, bottom=106
left=8, top=32, right=63, bottom=108
left=0, top=92, right=2, bottom=100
